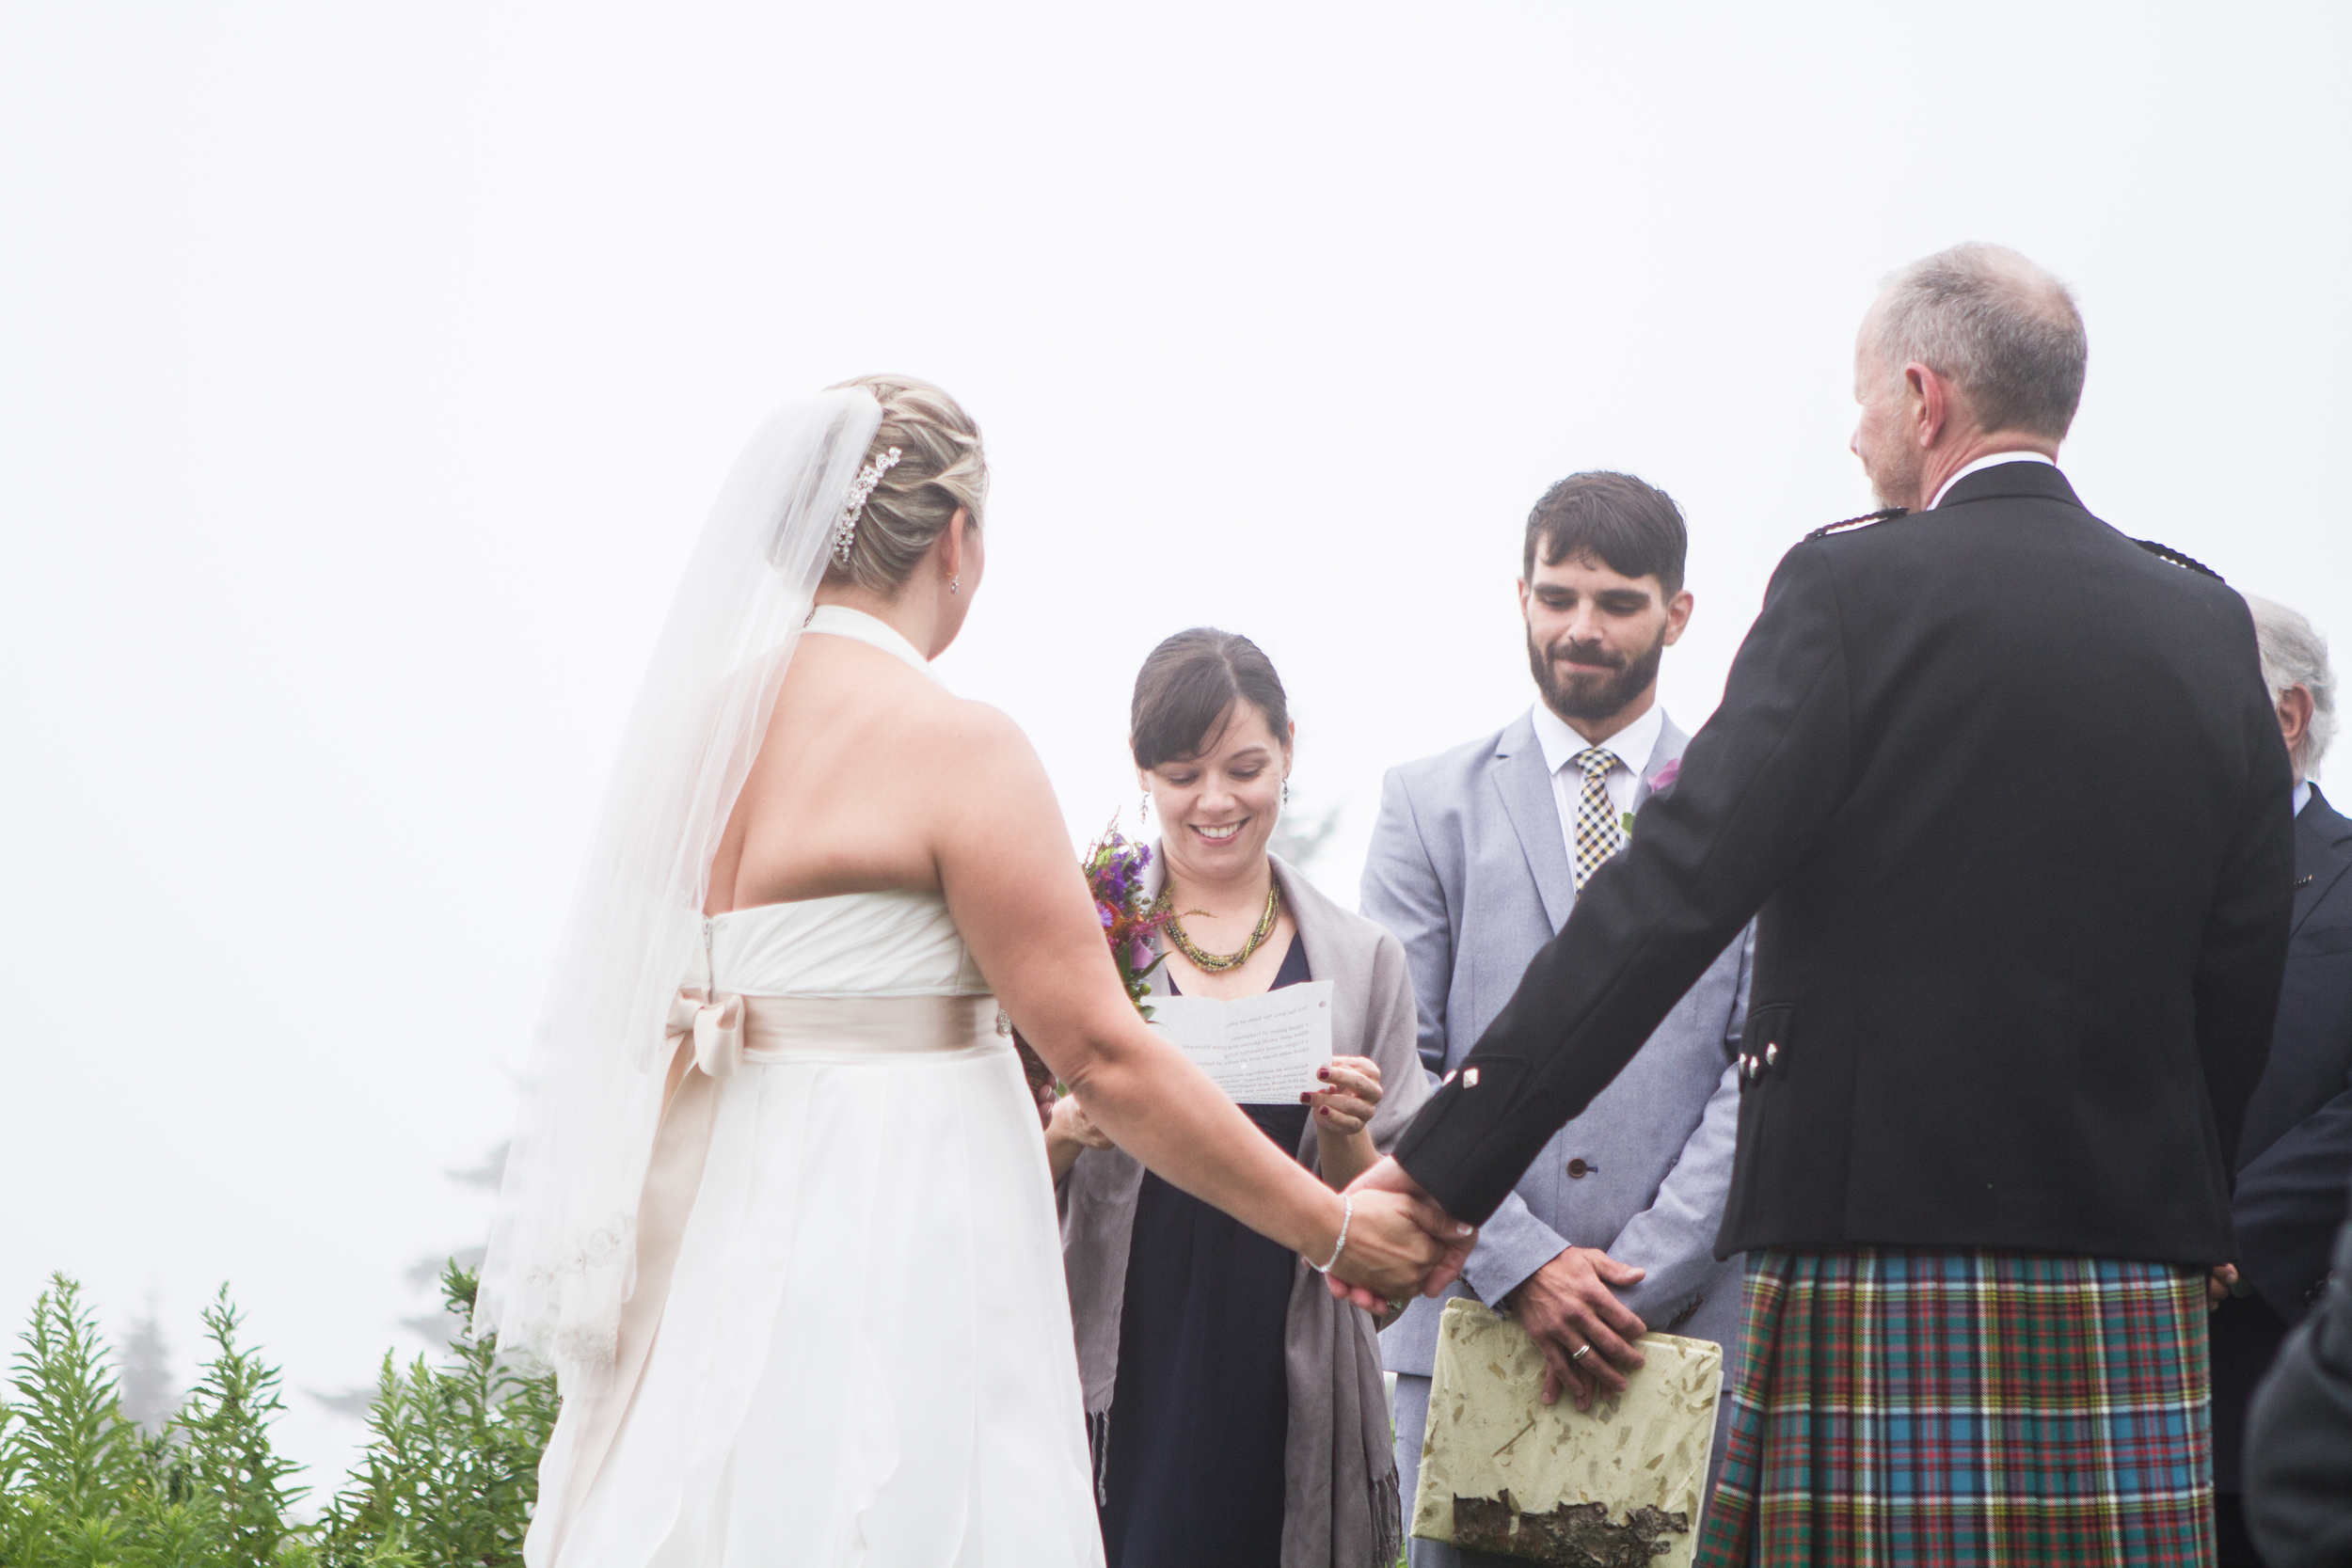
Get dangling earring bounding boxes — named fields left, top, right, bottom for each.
left=948, top=575, right=961, bottom=594
left=1281, top=778, right=1291, bottom=805
left=1138, top=789, right=1151, bottom=825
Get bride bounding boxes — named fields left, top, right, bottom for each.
left=478, top=377, right=1469, bottom=1566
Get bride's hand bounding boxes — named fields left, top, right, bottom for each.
left=1326, top=1157, right=1477, bottom=1312
left=1325, top=1184, right=1474, bottom=1303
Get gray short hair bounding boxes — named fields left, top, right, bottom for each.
left=1874, top=243, right=2088, bottom=440
left=2245, top=593, right=2335, bottom=781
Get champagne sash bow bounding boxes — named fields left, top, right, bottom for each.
left=538, top=988, right=1007, bottom=1560
left=665, top=987, right=745, bottom=1079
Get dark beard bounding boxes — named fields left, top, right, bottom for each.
left=1528, top=627, right=1667, bottom=723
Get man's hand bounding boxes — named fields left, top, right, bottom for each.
left=1325, top=1156, right=1477, bottom=1313
left=2209, top=1261, right=2242, bottom=1311
left=1503, top=1246, right=1649, bottom=1410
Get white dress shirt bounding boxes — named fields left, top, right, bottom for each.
left=2295, top=779, right=2312, bottom=818
left=1931, top=450, right=2057, bottom=510
left=1529, top=698, right=1666, bottom=868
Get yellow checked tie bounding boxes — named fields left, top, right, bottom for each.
left=1570, top=747, right=1626, bottom=892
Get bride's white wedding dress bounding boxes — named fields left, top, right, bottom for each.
left=529, top=610, right=1104, bottom=1567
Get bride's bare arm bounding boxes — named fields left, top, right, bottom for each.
left=933, top=705, right=1460, bottom=1291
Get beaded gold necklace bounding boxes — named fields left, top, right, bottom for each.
left=1154, top=879, right=1282, bottom=974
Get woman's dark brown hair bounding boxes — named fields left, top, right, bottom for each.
left=1130, top=628, right=1292, bottom=771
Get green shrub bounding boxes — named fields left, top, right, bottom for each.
left=0, top=1273, right=257, bottom=1567
left=0, top=1265, right=557, bottom=1568
left=313, top=1265, right=558, bottom=1567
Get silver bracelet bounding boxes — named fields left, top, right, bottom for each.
left=1311, top=1195, right=1354, bottom=1275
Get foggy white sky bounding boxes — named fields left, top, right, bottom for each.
left=4, top=3, right=2347, bottom=1482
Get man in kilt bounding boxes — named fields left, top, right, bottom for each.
left=1370, top=243, right=2294, bottom=1564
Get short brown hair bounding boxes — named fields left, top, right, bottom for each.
left=1522, top=471, right=1687, bottom=596
left=1130, top=629, right=1291, bottom=771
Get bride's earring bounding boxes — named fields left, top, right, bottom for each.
left=948, top=575, right=960, bottom=594
left=1281, top=778, right=1291, bottom=805
left=1138, top=789, right=1150, bottom=825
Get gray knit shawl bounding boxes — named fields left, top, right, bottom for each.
left=1058, top=850, right=1430, bottom=1568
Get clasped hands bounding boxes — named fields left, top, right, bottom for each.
left=1322, top=1156, right=1478, bottom=1311
left=1045, top=1109, right=1477, bottom=1304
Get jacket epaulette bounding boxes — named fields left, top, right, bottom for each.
left=2133, top=538, right=2224, bottom=582
left=1803, top=508, right=2226, bottom=584
left=1805, top=506, right=1908, bottom=542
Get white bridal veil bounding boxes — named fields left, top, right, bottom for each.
left=477, top=388, right=885, bottom=1392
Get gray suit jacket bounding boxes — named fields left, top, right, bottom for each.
left=1362, top=707, right=1752, bottom=1377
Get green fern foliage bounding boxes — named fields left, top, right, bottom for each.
left=0, top=1265, right=557, bottom=1568
left=0, top=1273, right=255, bottom=1567
left=6, top=1275, right=151, bottom=1519
left=313, top=1264, right=558, bottom=1567
left=173, top=1288, right=311, bottom=1566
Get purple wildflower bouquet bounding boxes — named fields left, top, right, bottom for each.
left=1013, top=821, right=1177, bottom=1102
left=1084, top=822, right=1177, bottom=1018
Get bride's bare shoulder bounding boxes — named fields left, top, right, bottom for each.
left=882, top=698, right=1059, bottom=835
left=789, top=637, right=1041, bottom=781
left=906, top=688, right=1044, bottom=780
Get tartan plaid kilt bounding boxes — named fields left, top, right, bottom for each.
left=1693, top=1248, right=2214, bottom=1568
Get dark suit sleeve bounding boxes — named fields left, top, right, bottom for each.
left=2199, top=702, right=2296, bottom=1171
left=1395, top=544, right=1854, bottom=1223
left=2245, top=1188, right=2352, bottom=1568
left=2235, top=1068, right=2352, bottom=1321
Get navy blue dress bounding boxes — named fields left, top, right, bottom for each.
left=1097, top=935, right=1314, bottom=1568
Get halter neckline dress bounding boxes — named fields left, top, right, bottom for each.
left=530, top=605, right=1104, bottom=1568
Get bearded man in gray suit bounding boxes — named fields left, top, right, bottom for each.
left=1363, top=471, right=1750, bottom=1562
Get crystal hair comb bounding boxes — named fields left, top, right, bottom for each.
left=832, top=447, right=902, bottom=567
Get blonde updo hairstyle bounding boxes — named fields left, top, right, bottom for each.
left=824, top=374, right=989, bottom=596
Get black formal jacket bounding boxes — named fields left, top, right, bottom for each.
left=1395, top=463, right=2295, bottom=1262
left=2245, top=1188, right=2352, bottom=1568
left=2213, top=785, right=2352, bottom=1490
left=2236, top=786, right=2352, bottom=1307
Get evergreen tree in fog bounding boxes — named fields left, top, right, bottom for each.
left=116, top=1294, right=178, bottom=1433
left=1269, top=797, right=1341, bottom=872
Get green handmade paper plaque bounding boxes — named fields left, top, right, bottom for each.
left=1412, top=1299, right=1723, bottom=1567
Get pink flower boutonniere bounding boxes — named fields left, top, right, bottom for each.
left=1622, top=757, right=1683, bottom=837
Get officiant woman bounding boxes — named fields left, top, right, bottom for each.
left=1053, top=628, right=1431, bottom=1568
